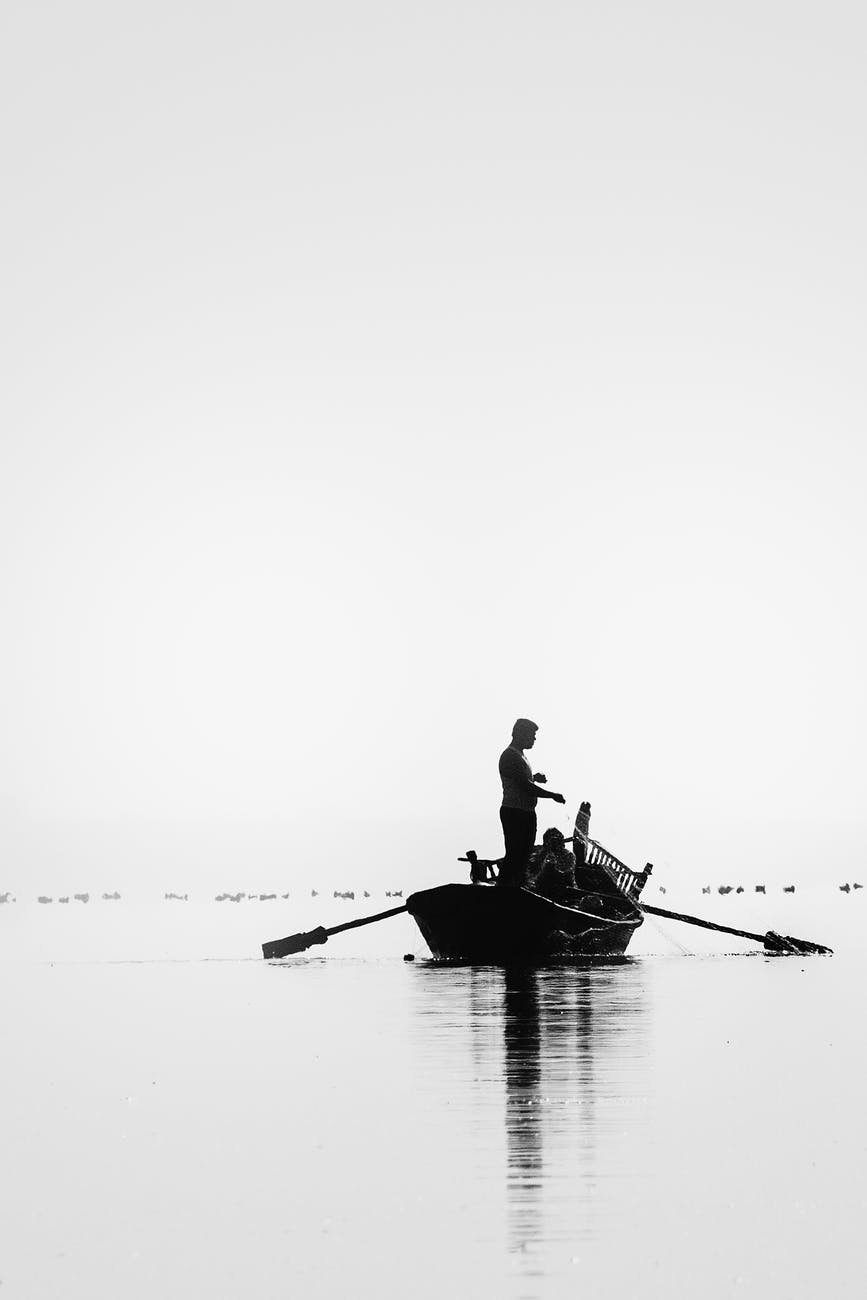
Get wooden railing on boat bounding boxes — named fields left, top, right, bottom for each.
left=576, top=833, right=653, bottom=903
left=462, top=799, right=654, bottom=902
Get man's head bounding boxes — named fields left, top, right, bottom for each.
left=511, top=718, right=538, bottom=749
left=542, top=826, right=565, bottom=847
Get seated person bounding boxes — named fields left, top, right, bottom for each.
left=526, top=827, right=577, bottom=902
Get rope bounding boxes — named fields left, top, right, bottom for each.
left=644, top=913, right=693, bottom=956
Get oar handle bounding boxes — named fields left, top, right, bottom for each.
left=641, top=903, right=766, bottom=944
left=324, top=904, right=407, bottom=938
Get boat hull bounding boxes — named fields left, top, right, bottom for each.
left=406, top=883, right=643, bottom=961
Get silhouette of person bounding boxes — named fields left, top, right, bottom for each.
left=527, top=827, right=577, bottom=901
left=498, top=719, right=565, bottom=887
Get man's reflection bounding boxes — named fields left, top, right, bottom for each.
left=498, top=961, right=650, bottom=1262
left=503, top=966, right=544, bottom=1263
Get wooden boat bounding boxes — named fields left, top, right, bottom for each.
left=260, top=801, right=833, bottom=960
left=406, top=806, right=653, bottom=961
left=406, top=882, right=642, bottom=960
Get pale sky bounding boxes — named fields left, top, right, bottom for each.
left=2, top=1, right=865, bottom=891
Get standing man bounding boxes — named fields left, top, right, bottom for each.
left=498, top=718, right=566, bottom=887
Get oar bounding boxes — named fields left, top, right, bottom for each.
left=641, top=903, right=832, bottom=955
left=262, top=903, right=407, bottom=959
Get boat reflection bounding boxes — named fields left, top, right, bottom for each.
left=498, top=961, right=651, bottom=1265
left=408, top=956, right=652, bottom=1275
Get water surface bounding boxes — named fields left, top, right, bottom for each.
left=1, top=897, right=864, bottom=1298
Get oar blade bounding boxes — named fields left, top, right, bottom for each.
left=262, top=926, right=328, bottom=960
left=763, top=930, right=832, bottom=956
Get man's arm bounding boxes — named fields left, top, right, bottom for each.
left=500, top=750, right=565, bottom=803
left=537, top=787, right=566, bottom=803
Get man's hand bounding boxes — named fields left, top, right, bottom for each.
left=552, top=792, right=566, bottom=804
left=533, top=773, right=547, bottom=783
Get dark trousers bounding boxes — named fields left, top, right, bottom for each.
left=499, top=807, right=536, bottom=886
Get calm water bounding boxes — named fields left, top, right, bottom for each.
left=2, top=895, right=864, bottom=1298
